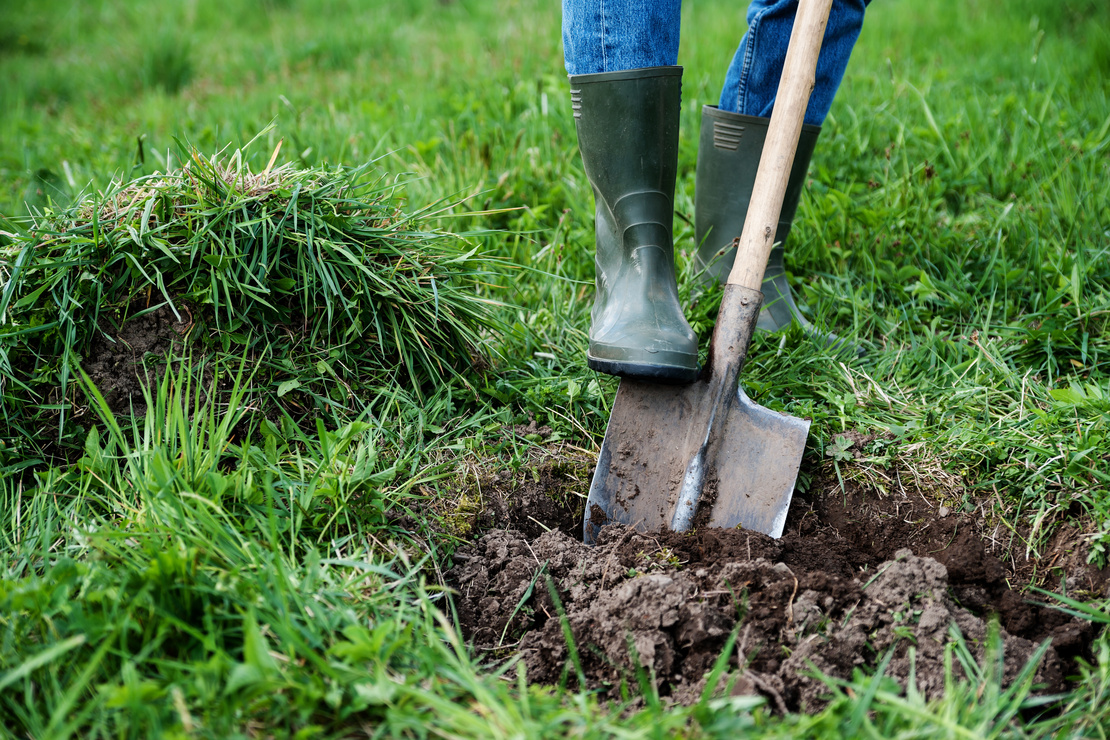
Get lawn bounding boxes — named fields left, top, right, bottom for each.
left=1, top=0, right=1109, bottom=736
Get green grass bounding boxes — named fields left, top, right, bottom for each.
left=1, top=0, right=1109, bottom=735
left=0, top=137, right=507, bottom=471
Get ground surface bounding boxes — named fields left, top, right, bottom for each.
left=2, top=0, right=1109, bottom=736
left=449, top=462, right=1103, bottom=710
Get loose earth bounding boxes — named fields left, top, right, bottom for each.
left=448, top=465, right=1105, bottom=711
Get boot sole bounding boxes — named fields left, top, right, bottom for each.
left=587, top=356, right=700, bottom=384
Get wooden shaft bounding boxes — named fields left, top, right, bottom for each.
left=725, top=0, right=834, bottom=289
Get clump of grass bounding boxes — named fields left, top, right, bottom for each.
left=0, top=138, right=506, bottom=464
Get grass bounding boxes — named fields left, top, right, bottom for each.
left=0, top=0, right=1109, bottom=735
left=0, top=136, right=506, bottom=471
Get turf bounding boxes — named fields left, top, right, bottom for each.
left=1, top=0, right=1109, bottom=736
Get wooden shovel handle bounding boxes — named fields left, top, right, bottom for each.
left=726, top=0, right=834, bottom=289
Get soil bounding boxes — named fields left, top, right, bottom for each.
left=441, top=438, right=591, bottom=541
left=447, top=454, right=1106, bottom=712
left=81, top=299, right=194, bottom=415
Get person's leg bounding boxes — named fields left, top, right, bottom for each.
left=719, top=0, right=867, bottom=125
left=695, top=0, right=868, bottom=355
left=563, top=0, right=699, bottom=381
left=562, top=0, right=682, bottom=75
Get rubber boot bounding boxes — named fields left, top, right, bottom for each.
left=694, top=105, right=861, bottom=355
left=570, top=67, right=699, bottom=383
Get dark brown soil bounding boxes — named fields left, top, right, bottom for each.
left=81, top=299, right=193, bottom=414
left=447, top=463, right=1105, bottom=712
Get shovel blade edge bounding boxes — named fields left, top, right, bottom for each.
left=705, top=386, right=810, bottom=537
left=584, top=379, right=809, bottom=543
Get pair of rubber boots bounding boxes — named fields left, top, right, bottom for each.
left=572, top=66, right=837, bottom=384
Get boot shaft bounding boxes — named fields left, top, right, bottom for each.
left=570, top=67, right=682, bottom=214
left=570, top=67, right=698, bottom=383
left=694, top=105, right=820, bottom=281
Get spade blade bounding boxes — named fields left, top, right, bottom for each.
left=584, top=286, right=810, bottom=543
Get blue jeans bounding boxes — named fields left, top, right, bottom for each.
left=562, top=0, right=867, bottom=126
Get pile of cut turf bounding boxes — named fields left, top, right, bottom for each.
left=0, top=144, right=505, bottom=468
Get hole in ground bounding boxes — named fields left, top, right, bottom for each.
left=439, top=442, right=591, bottom=541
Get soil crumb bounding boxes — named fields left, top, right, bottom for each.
left=448, top=467, right=1099, bottom=711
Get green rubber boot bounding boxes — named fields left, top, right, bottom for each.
left=694, top=105, right=860, bottom=355
left=570, top=67, right=699, bottom=382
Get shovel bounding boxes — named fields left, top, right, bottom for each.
left=583, top=0, right=833, bottom=543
